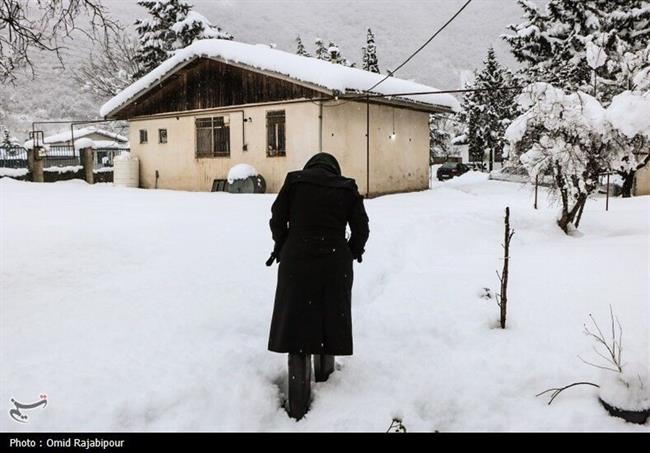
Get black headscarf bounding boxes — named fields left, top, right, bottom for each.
left=303, top=152, right=341, bottom=176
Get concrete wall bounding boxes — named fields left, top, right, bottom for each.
left=127, top=99, right=431, bottom=196
left=634, top=163, right=650, bottom=196
left=128, top=101, right=320, bottom=193
left=321, top=101, right=430, bottom=196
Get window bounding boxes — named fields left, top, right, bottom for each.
left=139, top=129, right=148, bottom=144
left=266, top=110, right=285, bottom=157
left=158, top=129, right=167, bottom=144
left=195, top=116, right=230, bottom=157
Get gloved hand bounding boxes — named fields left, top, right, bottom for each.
left=265, top=252, right=279, bottom=266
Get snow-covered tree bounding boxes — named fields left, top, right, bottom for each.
left=607, top=90, right=650, bottom=197
left=503, top=0, right=650, bottom=103
left=296, top=36, right=310, bottom=57
left=315, top=38, right=330, bottom=61
left=429, top=116, right=454, bottom=164
left=505, top=83, right=648, bottom=233
left=133, top=0, right=233, bottom=79
left=327, top=41, right=355, bottom=67
left=171, top=11, right=233, bottom=48
left=1, top=129, right=11, bottom=149
left=596, top=4, right=650, bottom=98
left=457, top=48, right=519, bottom=170
left=362, top=28, right=380, bottom=73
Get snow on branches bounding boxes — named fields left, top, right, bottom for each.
left=133, top=0, right=233, bottom=79
left=505, top=83, right=649, bottom=233
left=503, top=0, right=650, bottom=104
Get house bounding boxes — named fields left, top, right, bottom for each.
left=30, top=127, right=130, bottom=168
left=633, top=155, right=650, bottom=196
left=100, top=39, right=459, bottom=196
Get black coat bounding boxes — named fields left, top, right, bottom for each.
left=267, top=155, right=369, bottom=356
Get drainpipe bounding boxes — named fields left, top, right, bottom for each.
left=198, top=109, right=248, bottom=152
left=366, top=95, right=370, bottom=198
left=319, top=101, right=323, bottom=152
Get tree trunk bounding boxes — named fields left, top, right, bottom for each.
left=558, top=194, right=587, bottom=234
left=620, top=170, right=635, bottom=198
left=499, top=207, right=514, bottom=329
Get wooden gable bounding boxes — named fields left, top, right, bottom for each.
left=111, top=58, right=326, bottom=119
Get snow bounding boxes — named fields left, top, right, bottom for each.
left=1, top=176, right=648, bottom=432
left=170, top=11, right=232, bottom=41
left=42, top=165, right=83, bottom=173
left=100, top=39, right=459, bottom=118
left=227, top=163, right=258, bottom=183
left=36, top=127, right=127, bottom=145
left=74, top=138, right=94, bottom=151
left=113, top=151, right=136, bottom=162
left=586, top=40, right=607, bottom=70
left=599, top=364, right=650, bottom=412
left=606, top=91, right=650, bottom=139
left=0, top=168, right=28, bottom=177
left=23, top=127, right=128, bottom=150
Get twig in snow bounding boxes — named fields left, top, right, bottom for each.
left=536, top=382, right=600, bottom=405
left=579, top=306, right=623, bottom=373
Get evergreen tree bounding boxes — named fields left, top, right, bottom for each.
left=133, top=0, right=232, bottom=79
left=1, top=129, right=11, bottom=149
left=327, top=41, right=355, bottom=66
left=503, top=0, right=650, bottom=103
left=362, top=28, right=380, bottom=73
left=296, top=36, right=310, bottom=57
left=457, top=48, right=519, bottom=170
left=315, top=38, right=330, bottom=61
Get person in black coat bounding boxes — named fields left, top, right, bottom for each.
left=266, top=152, right=369, bottom=419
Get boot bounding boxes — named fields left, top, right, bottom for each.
left=287, top=353, right=311, bottom=420
left=314, top=354, right=335, bottom=382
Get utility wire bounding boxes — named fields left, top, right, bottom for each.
left=310, top=0, right=474, bottom=109
left=309, top=85, right=522, bottom=108
left=366, top=0, right=473, bottom=93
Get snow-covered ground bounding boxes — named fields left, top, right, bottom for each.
left=1, top=175, right=648, bottom=432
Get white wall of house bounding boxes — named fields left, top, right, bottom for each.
left=127, top=99, right=431, bottom=196
left=322, top=101, right=430, bottom=196
left=634, top=163, right=650, bottom=196
left=128, top=101, right=320, bottom=193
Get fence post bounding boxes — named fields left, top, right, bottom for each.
left=27, top=148, right=44, bottom=182
left=81, top=147, right=94, bottom=184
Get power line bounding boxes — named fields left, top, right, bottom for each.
left=309, top=85, right=522, bottom=108
left=366, top=0, right=473, bottom=93
left=310, top=0, right=474, bottom=109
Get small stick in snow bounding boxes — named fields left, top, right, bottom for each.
left=496, top=207, right=514, bottom=329
left=536, top=382, right=600, bottom=405
left=579, top=307, right=623, bottom=373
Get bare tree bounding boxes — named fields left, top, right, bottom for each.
left=73, top=33, right=143, bottom=99
left=0, top=0, right=119, bottom=82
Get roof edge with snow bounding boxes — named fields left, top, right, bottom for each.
left=100, top=40, right=459, bottom=118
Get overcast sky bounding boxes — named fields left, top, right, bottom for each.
left=103, top=0, right=526, bottom=89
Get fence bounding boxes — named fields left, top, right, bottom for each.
left=0, top=145, right=28, bottom=169
left=45, top=146, right=126, bottom=169
left=0, top=146, right=127, bottom=171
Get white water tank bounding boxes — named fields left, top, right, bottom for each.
left=113, top=152, right=139, bottom=188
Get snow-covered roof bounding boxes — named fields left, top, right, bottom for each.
left=24, top=127, right=129, bottom=150
left=100, top=39, right=459, bottom=118
left=40, top=126, right=128, bottom=144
